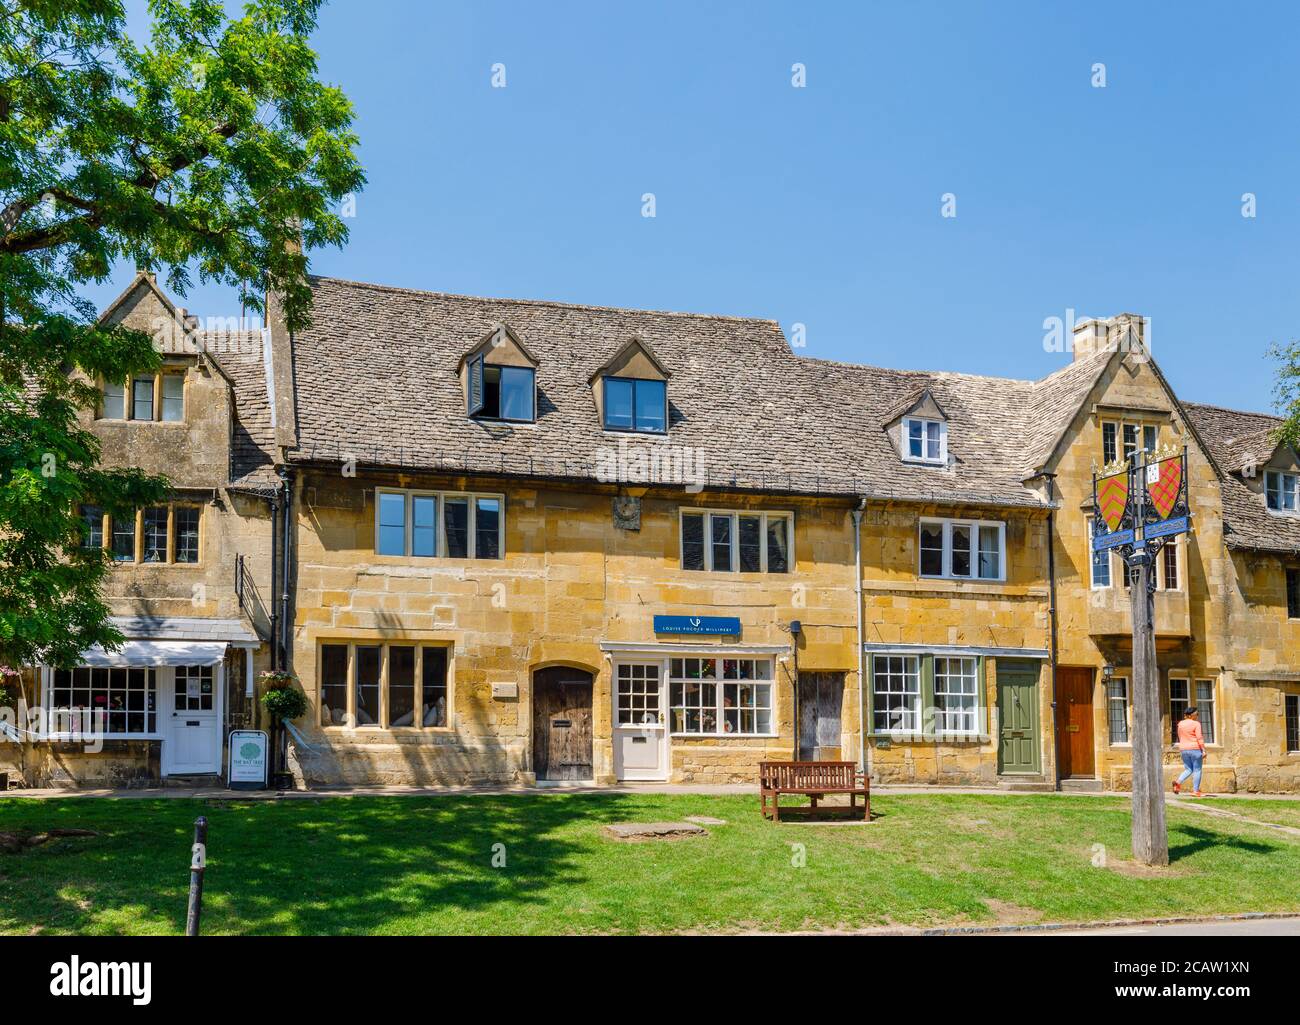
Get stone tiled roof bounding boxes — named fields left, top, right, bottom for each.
left=285, top=276, right=1065, bottom=507
left=1183, top=402, right=1300, bottom=554
left=209, top=334, right=280, bottom=491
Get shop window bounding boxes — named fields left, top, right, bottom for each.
left=49, top=666, right=157, bottom=736
left=668, top=657, right=772, bottom=736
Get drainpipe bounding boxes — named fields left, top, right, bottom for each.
left=1044, top=474, right=1062, bottom=788
left=277, top=467, right=293, bottom=672
left=853, top=497, right=869, bottom=779
left=789, top=620, right=802, bottom=759
left=268, top=487, right=280, bottom=673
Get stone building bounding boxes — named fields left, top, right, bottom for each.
left=5, top=274, right=1298, bottom=792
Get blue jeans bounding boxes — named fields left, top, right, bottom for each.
left=1176, top=749, right=1203, bottom=790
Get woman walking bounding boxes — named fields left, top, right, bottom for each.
left=1172, top=706, right=1206, bottom=797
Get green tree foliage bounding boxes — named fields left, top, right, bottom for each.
left=1269, top=341, right=1300, bottom=450
left=0, top=0, right=363, bottom=670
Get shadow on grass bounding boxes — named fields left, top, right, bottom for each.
left=0, top=793, right=667, bottom=935
left=1168, top=824, right=1278, bottom=864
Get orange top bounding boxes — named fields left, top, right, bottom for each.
left=1176, top=718, right=1205, bottom=751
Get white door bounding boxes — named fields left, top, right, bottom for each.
left=162, top=664, right=221, bottom=775
left=613, top=661, right=668, bottom=781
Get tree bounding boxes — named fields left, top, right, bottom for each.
left=1270, top=341, right=1300, bottom=450
left=0, top=0, right=363, bottom=675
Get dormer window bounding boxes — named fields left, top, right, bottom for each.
left=461, top=325, right=538, bottom=424
left=904, top=416, right=946, bottom=464
left=471, top=361, right=535, bottom=422
left=603, top=376, right=666, bottom=433
left=1266, top=470, right=1299, bottom=514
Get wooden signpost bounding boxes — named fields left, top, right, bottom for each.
left=1092, top=445, right=1191, bottom=867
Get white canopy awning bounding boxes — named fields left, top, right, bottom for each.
left=78, top=640, right=229, bottom=668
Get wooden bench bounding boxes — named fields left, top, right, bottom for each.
left=759, top=761, right=869, bottom=822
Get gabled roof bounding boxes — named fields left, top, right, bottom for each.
left=458, top=323, right=540, bottom=370
left=588, top=336, right=672, bottom=383
left=1183, top=402, right=1300, bottom=554
left=880, top=385, right=948, bottom=426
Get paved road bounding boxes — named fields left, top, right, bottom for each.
left=1054, top=917, right=1300, bottom=936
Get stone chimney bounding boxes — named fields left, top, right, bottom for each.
left=1072, top=312, right=1147, bottom=361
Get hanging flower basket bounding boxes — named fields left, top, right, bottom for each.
left=259, top=670, right=297, bottom=692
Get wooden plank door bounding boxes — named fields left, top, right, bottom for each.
left=532, top=668, right=594, bottom=781
left=996, top=661, right=1040, bottom=775
left=797, top=672, right=844, bottom=760
left=1055, top=666, right=1096, bottom=778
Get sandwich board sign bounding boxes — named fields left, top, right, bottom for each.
left=228, top=730, right=269, bottom=790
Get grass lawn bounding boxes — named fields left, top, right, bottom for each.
left=1186, top=797, right=1300, bottom=831
left=2, top=792, right=1299, bottom=935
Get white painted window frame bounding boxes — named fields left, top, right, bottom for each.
left=871, top=654, right=922, bottom=735
left=918, top=517, right=1007, bottom=582
left=1265, top=470, right=1299, bottom=515
left=932, top=655, right=980, bottom=736
left=664, top=656, right=776, bottom=738
left=678, top=508, right=794, bottom=574
left=374, top=487, right=504, bottom=560
left=903, top=416, right=947, bottom=465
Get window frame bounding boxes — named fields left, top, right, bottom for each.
left=932, top=656, right=980, bottom=736
left=1265, top=470, right=1299, bottom=514
left=1286, top=694, right=1299, bottom=754
left=318, top=640, right=451, bottom=731
left=1107, top=676, right=1130, bottom=745
left=1088, top=518, right=1112, bottom=589
left=373, top=487, right=505, bottom=561
left=1158, top=538, right=1181, bottom=592
left=871, top=654, right=924, bottom=736
left=678, top=508, right=794, bottom=574
left=602, top=375, right=668, bottom=435
left=666, top=657, right=775, bottom=738
left=1287, top=568, right=1300, bottom=620
left=471, top=363, right=537, bottom=423
left=46, top=665, right=160, bottom=739
left=1102, top=417, right=1161, bottom=465
left=86, top=503, right=203, bottom=566
left=917, top=517, right=1007, bottom=582
left=98, top=371, right=187, bottom=423
left=902, top=416, right=948, bottom=465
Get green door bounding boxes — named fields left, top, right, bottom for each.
left=996, top=661, right=1040, bottom=775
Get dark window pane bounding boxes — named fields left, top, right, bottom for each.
left=320, top=644, right=349, bottom=726
left=174, top=507, right=200, bottom=563
left=1102, top=422, right=1117, bottom=464
left=634, top=379, right=666, bottom=432
left=142, top=507, right=168, bottom=562
left=766, top=517, right=789, bottom=573
left=475, top=498, right=501, bottom=559
left=1287, top=569, right=1300, bottom=619
left=498, top=366, right=534, bottom=421
left=481, top=364, right=501, bottom=417
left=112, top=515, right=136, bottom=562
left=920, top=523, right=944, bottom=576
left=950, top=525, right=971, bottom=577
left=711, top=514, right=733, bottom=572
left=1287, top=695, right=1299, bottom=753
left=412, top=496, right=437, bottom=557
left=377, top=492, right=406, bottom=556
left=81, top=506, right=104, bottom=549
left=421, top=647, right=448, bottom=727
left=355, top=646, right=381, bottom=725
left=445, top=498, right=469, bottom=558
left=682, top=513, right=705, bottom=570
left=604, top=377, right=633, bottom=430
left=132, top=376, right=155, bottom=420
left=389, top=646, right=416, bottom=727
left=738, top=516, right=762, bottom=572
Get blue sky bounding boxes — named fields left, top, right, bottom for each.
left=97, top=0, right=1300, bottom=413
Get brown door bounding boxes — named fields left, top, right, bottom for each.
left=532, top=667, right=594, bottom=781
left=797, top=672, right=844, bottom=760
left=1055, top=667, right=1096, bottom=778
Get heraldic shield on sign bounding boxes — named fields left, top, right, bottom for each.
left=1091, top=445, right=1190, bottom=554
